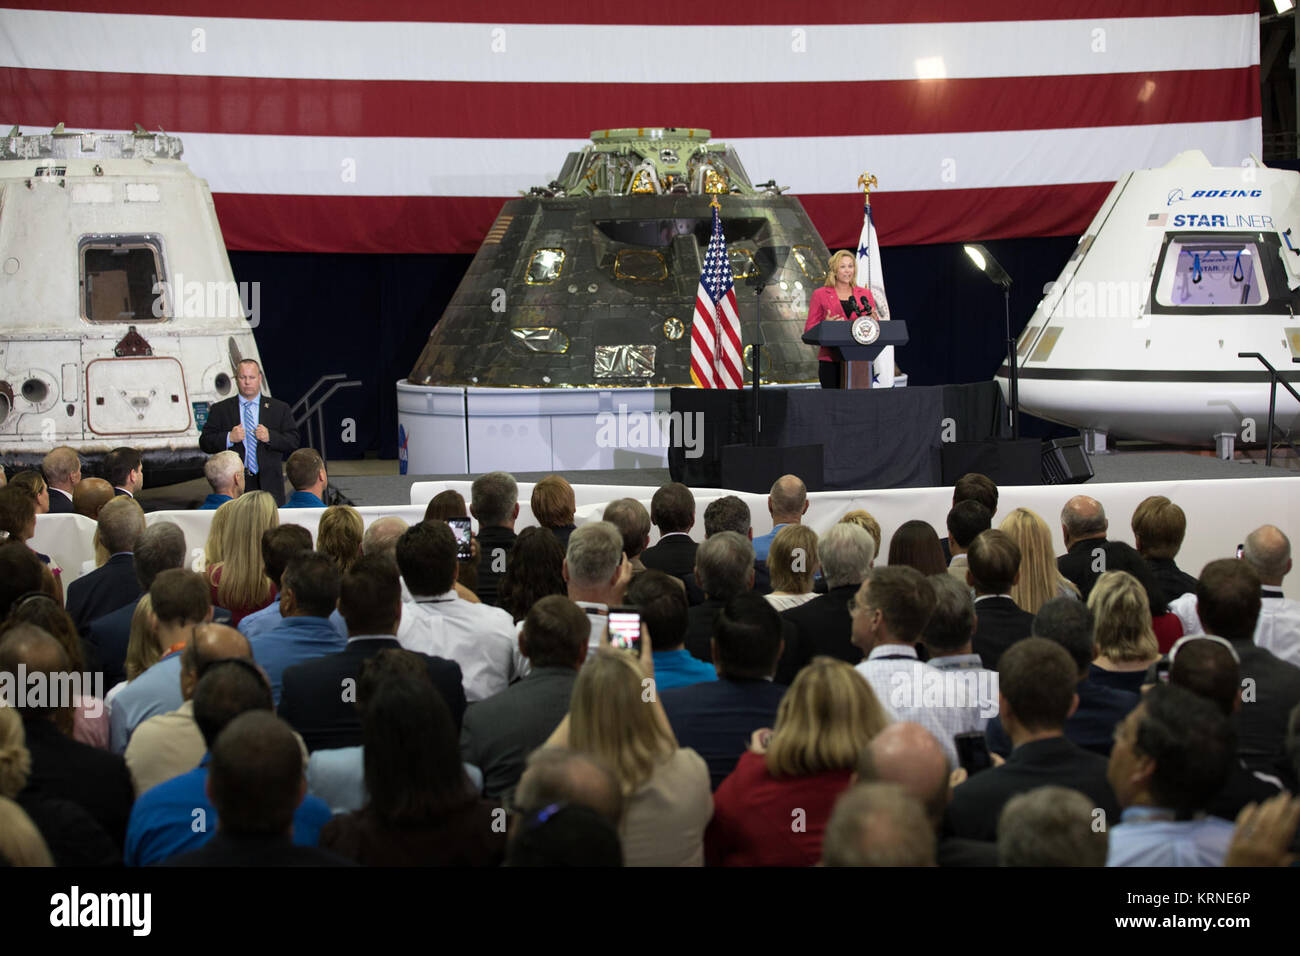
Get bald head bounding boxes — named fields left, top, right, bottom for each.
left=768, top=474, right=808, bottom=523
left=1243, top=525, right=1291, bottom=585
left=180, top=623, right=254, bottom=699
left=514, top=748, right=624, bottom=825
left=73, top=477, right=114, bottom=520
left=362, top=516, right=409, bottom=562
left=1061, top=495, right=1107, bottom=545
left=0, top=626, right=69, bottom=717
left=862, top=722, right=950, bottom=829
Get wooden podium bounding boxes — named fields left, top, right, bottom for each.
left=801, top=319, right=909, bottom=389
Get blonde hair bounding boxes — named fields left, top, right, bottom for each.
left=824, top=249, right=856, bottom=287
left=0, top=797, right=52, bottom=866
left=1000, top=508, right=1078, bottom=614
left=766, top=657, right=889, bottom=778
left=769, top=524, right=819, bottom=593
left=215, top=491, right=278, bottom=611
left=1088, top=571, right=1158, bottom=664
left=317, top=505, right=364, bottom=574
left=124, top=594, right=161, bottom=681
left=840, top=510, right=882, bottom=554
left=204, top=498, right=235, bottom=582
left=568, top=649, right=677, bottom=794
left=0, top=706, right=31, bottom=797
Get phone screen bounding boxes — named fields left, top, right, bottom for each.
left=954, top=732, right=993, bottom=777
left=608, top=608, right=641, bottom=654
left=449, top=518, right=473, bottom=561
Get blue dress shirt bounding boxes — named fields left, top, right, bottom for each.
left=125, top=755, right=331, bottom=866
left=198, top=493, right=233, bottom=510
left=248, top=615, right=349, bottom=707
left=751, top=523, right=789, bottom=563
left=652, top=649, right=719, bottom=691
left=240, top=602, right=348, bottom=644
left=109, top=652, right=185, bottom=754
left=1106, top=807, right=1235, bottom=866
left=283, top=490, right=326, bottom=509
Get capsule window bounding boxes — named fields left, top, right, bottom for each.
left=613, top=250, right=668, bottom=282
left=1155, top=239, right=1266, bottom=308
left=790, top=246, right=824, bottom=280
left=525, top=249, right=566, bottom=284
left=80, top=234, right=168, bottom=323
left=729, top=247, right=757, bottom=279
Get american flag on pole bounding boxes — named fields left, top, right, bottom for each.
left=856, top=195, right=895, bottom=387
left=690, top=202, right=744, bottom=389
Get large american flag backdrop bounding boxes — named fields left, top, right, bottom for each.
left=0, top=1, right=1261, bottom=254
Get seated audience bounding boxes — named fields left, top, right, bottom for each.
left=124, top=622, right=253, bottom=796
left=684, top=495, right=771, bottom=601
left=532, top=475, right=577, bottom=549
left=0, top=541, right=44, bottom=619
left=497, top=527, right=566, bottom=623
left=1244, top=525, right=1300, bottom=667
left=564, top=521, right=630, bottom=655
left=109, top=570, right=213, bottom=754
left=248, top=552, right=346, bottom=707
left=0, top=485, right=62, bottom=604
left=945, top=638, right=1119, bottom=843
left=887, top=519, right=946, bottom=577
left=1132, top=495, right=1198, bottom=600
left=41, top=446, right=80, bottom=514
left=630, top=570, right=715, bottom=690
left=782, top=522, right=875, bottom=667
left=317, top=504, right=364, bottom=574
left=0, top=795, right=53, bottom=867
left=946, top=500, right=992, bottom=588
left=105, top=446, right=144, bottom=500
left=1057, top=495, right=1109, bottom=599
left=1106, top=684, right=1236, bottom=866
left=199, top=451, right=244, bottom=510
left=283, top=448, right=328, bottom=508
left=820, top=782, right=936, bottom=867
left=209, top=491, right=280, bottom=626
left=239, top=524, right=346, bottom=641
left=639, top=482, right=698, bottom=580
left=661, top=594, right=789, bottom=790
left=750, top=474, right=808, bottom=563
left=555, top=647, right=712, bottom=867
left=997, top=786, right=1108, bottom=866
left=944, top=473, right=999, bottom=563
left=999, top=507, right=1078, bottom=613
left=201, top=498, right=234, bottom=590
left=320, top=653, right=505, bottom=866
left=603, top=497, right=652, bottom=579
left=968, top=529, right=1035, bottom=669
left=708, top=657, right=888, bottom=866
left=1100, top=540, right=1180, bottom=652
left=461, top=596, right=587, bottom=799
left=683, top=531, right=761, bottom=662
left=985, top=597, right=1138, bottom=759
left=279, top=556, right=466, bottom=751
left=9, top=470, right=49, bottom=515
left=470, top=471, right=519, bottom=607
left=73, top=477, right=114, bottom=521
left=764, top=524, right=820, bottom=612
left=1088, top=570, right=1161, bottom=695
left=66, top=495, right=146, bottom=632
left=505, top=802, right=623, bottom=867
left=512, top=747, right=625, bottom=827
left=396, top=521, right=521, bottom=702
left=840, top=510, right=883, bottom=559
left=915, top=574, right=999, bottom=759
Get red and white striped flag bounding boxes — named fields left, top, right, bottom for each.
left=690, top=203, right=744, bottom=389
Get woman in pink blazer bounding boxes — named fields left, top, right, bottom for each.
left=804, top=249, right=877, bottom=389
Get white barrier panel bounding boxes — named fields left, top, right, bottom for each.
left=34, top=475, right=1300, bottom=598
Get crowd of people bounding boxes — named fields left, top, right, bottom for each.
left=1, top=454, right=1298, bottom=868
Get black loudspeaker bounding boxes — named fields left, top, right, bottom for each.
left=1042, top=437, right=1094, bottom=484
left=720, top=444, right=825, bottom=494
left=940, top=439, right=1041, bottom=487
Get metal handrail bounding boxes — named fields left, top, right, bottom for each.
left=1237, top=352, right=1300, bottom=467
left=289, top=373, right=362, bottom=472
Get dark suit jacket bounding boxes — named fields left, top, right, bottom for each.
left=199, top=393, right=299, bottom=505
left=984, top=677, right=1140, bottom=758
left=66, top=553, right=141, bottom=635
left=20, top=715, right=134, bottom=853
left=459, top=666, right=577, bottom=799
left=684, top=599, right=804, bottom=685
left=1057, top=537, right=1108, bottom=601
left=972, top=596, right=1035, bottom=670
left=84, top=597, right=141, bottom=689
left=47, top=489, right=75, bottom=514
left=944, top=736, right=1120, bottom=843
left=640, top=534, right=699, bottom=580
left=661, top=677, right=788, bottom=790
left=780, top=585, right=863, bottom=669
left=1231, top=639, right=1300, bottom=787
left=278, top=637, right=466, bottom=752
left=1146, top=557, right=1199, bottom=600
left=474, top=526, right=517, bottom=608
left=166, top=832, right=354, bottom=867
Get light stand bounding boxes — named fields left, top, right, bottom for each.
left=964, top=243, right=1019, bottom=438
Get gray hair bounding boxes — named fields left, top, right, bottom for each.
left=514, top=747, right=624, bottom=824
left=997, top=786, right=1108, bottom=867
left=1061, top=495, right=1107, bottom=539
left=1243, top=525, right=1291, bottom=581
left=565, top=521, right=623, bottom=588
left=695, top=531, right=753, bottom=600
left=362, top=516, right=409, bottom=561
left=134, top=521, right=187, bottom=590
left=204, top=451, right=244, bottom=494
left=820, top=522, right=875, bottom=589
left=921, top=573, right=976, bottom=653
left=471, top=471, right=518, bottom=527
left=821, top=783, right=936, bottom=867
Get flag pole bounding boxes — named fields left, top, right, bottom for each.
left=857, top=172, right=877, bottom=293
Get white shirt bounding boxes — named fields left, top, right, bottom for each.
left=1256, top=587, right=1300, bottom=667
left=396, top=590, right=525, bottom=702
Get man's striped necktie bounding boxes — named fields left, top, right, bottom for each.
left=242, top=400, right=258, bottom=475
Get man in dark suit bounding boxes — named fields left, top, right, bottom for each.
left=969, top=529, right=1035, bottom=670
left=640, top=482, right=698, bottom=581
left=102, top=446, right=145, bottom=503
left=1057, top=494, right=1109, bottom=600
left=684, top=532, right=793, bottom=670
left=782, top=522, right=876, bottom=670
left=66, top=495, right=147, bottom=634
left=460, top=595, right=586, bottom=799
left=279, top=556, right=465, bottom=751
left=199, top=358, right=299, bottom=506
left=84, top=521, right=187, bottom=688
left=470, top=471, right=519, bottom=607
left=1197, top=558, right=1300, bottom=788
left=945, top=638, right=1120, bottom=843
left=662, top=594, right=788, bottom=789
left=41, top=446, right=80, bottom=514
left=682, top=495, right=771, bottom=603
left=3, top=627, right=135, bottom=852
left=1131, top=495, right=1199, bottom=600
